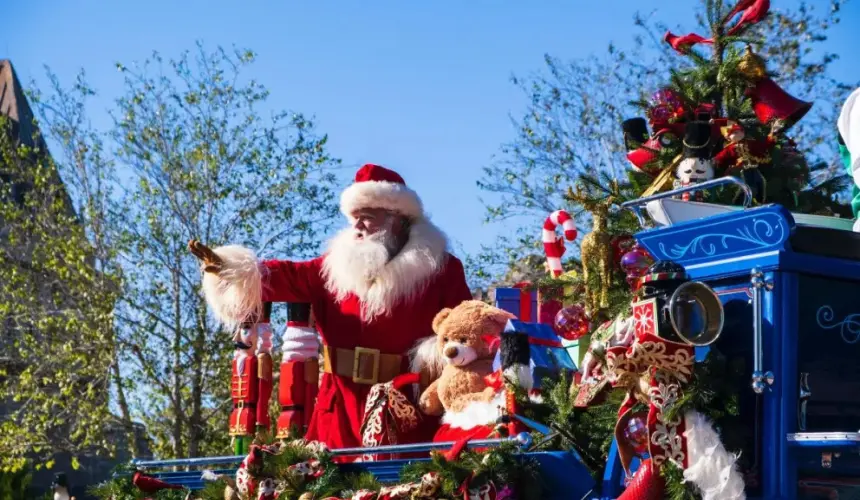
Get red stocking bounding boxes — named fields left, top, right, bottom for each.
left=617, top=459, right=665, bottom=500
left=132, top=471, right=183, bottom=493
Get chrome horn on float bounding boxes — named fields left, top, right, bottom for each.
left=667, top=280, right=725, bottom=347
left=637, top=260, right=724, bottom=347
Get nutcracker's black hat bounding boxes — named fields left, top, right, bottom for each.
left=622, top=118, right=650, bottom=152
left=682, top=121, right=713, bottom=159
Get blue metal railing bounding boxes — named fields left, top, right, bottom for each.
left=130, top=437, right=515, bottom=469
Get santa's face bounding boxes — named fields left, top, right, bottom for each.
left=352, top=208, right=402, bottom=240
left=331, top=209, right=408, bottom=278
left=676, top=157, right=714, bottom=184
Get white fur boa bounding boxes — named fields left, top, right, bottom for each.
left=322, top=220, right=448, bottom=321
left=683, top=410, right=746, bottom=500
left=442, top=392, right=506, bottom=430
left=201, top=245, right=263, bottom=327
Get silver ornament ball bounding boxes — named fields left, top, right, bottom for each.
left=514, top=432, right=533, bottom=449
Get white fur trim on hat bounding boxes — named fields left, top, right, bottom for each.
left=340, top=180, right=424, bottom=220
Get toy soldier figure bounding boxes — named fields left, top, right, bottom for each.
left=277, top=302, right=319, bottom=438
left=229, top=302, right=274, bottom=454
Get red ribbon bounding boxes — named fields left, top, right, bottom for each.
left=483, top=370, right=505, bottom=391
left=512, top=282, right=532, bottom=322
left=529, top=337, right=562, bottom=348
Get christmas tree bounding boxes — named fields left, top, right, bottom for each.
left=575, top=0, right=851, bottom=236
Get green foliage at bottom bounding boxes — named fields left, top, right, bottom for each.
left=661, top=461, right=699, bottom=500
left=0, top=469, right=33, bottom=500
left=90, top=439, right=541, bottom=500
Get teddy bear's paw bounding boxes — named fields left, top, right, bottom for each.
left=480, top=387, right=498, bottom=401
left=419, top=395, right=443, bottom=416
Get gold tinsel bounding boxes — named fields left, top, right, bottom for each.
left=641, top=155, right=682, bottom=197
left=737, top=46, right=768, bottom=81
left=567, top=185, right=615, bottom=316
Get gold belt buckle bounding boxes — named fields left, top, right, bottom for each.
left=236, top=401, right=246, bottom=409
left=353, top=346, right=381, bottom=385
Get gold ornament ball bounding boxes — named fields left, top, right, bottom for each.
left=298, top=493, right=315, bottom=500
left=738, top=46, right=768, bottom=81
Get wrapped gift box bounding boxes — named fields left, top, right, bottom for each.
left=493, top=319, right=577, bottom=389
left=494, top=285, right=538, bottom=322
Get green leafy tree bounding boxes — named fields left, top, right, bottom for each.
left=0, top=106, right=119, bottom=470
left=1, top=42, right=340, bottom=468
left=107, top=44, right=340, bottom=459
left=474, top=0, right=856, bottom=283
left=0, top=468, right=33, bottom=499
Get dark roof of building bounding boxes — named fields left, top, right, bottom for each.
left=0, top=59, right=77, bottom=218
left=0, top=59, right=46, bottom=150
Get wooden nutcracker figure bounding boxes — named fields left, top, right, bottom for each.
left=712, top=119, right=776, bottom=203
left=276, top=302, right=320, bottom=439
left=256, top=302, right=275, bottom=436
left=230, top=302, right=274, bottom=455
left=673, top=121, right=715, bottom=202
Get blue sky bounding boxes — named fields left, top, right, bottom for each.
left=6, top=1, right=860, bottom=258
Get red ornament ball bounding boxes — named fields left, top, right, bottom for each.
left=651, top=88, right=685, bottom=111
left=648, top=88, right=687, bottom=128
left=553, top=305, right=591, bottom=341
left=621, top=245, right=653, bottom=277
left=624, top=414, right=650, bottom=455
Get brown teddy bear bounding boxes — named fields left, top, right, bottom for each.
left=418, top=300, right=515, bottom=424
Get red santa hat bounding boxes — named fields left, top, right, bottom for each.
left=340, top=164, right=424, bottom=221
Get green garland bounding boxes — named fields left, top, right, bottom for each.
left=89, top=439, right=542, bottom=500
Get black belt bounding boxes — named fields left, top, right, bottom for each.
left=281, top=405, right=304, bottom=411
left=234, top=402, right=256, bottom=409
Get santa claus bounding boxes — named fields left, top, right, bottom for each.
left=189, top=163, right=472, bottom=449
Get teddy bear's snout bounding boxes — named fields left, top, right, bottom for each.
left=444, top=345, right=459, bottom=358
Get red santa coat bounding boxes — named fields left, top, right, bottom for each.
left=261, top=254, right=470, bottom=448
left=203, top=220, right=471, bottom=450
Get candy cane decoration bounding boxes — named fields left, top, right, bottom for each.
left=543, top=210, right=577, bottom=277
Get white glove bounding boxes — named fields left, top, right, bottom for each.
left=256, top=323, right=273, bottom=355
left=579, top=351, right=597, bottom=382
left=853, top=218, right=860, bottom=233
left=282, top=325, right=319, bottom=362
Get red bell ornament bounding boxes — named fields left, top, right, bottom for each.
left=553, top=305, right=591, bottom=341
left=747, top=77, right=813, bottom=132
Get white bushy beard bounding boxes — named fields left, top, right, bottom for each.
left=322, top=226, right=400, bottom=319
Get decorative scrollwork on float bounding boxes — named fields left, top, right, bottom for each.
left=816, top=305, right=860, bottom=345
left=657, top=216, right=785, bottom=260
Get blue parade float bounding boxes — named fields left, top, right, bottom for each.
left=128, top=178, right=860, bottom=499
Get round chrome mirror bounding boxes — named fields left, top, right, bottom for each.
left=668, top=281, right=724, bottom=346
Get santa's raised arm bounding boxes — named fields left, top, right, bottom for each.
left=190, top=164, right=472, bottom=449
